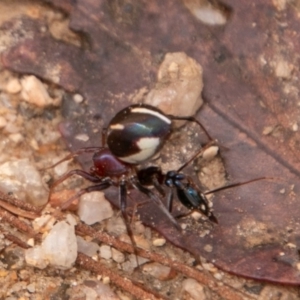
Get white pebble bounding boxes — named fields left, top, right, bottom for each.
left=25, top=221, right=77, bottom=269
left=77, top=236, right=99, bottom=257
left=25, top=247, right=48, bottom=269
left=73, top=93, right=84, bottom=103
left=188, top=6, right=227, bottom=25
left=275, top=60, right=292, bottom=79
left=78, top=192, right=114, bottom=225
left=85, top=281, right=118, bottom=298
left=111, top=247, right=125, bottom=263
left=203, top=244, right=213, bottom=253
left=152, top=238, right=166, bottom=247
left=32, top=215, right=56, bottom=233
left=145, top=52, right=204, bottom=119
left=27, top=238, right=35, bottom=247
left=29, top=138, right=39, bottom=150
left=0, top=116, right=7, bottom=128
left=54, top=160, right=70, bottom=177
left=66, top=213, right=78, bottom=227
left=26, top=283, right=36, bottom=293
left=181, top=278, right=206, bottom=300
left=102, top=277, right=110, bottom=284
left=142, top=262, right=171, bottom=280
left=75, top=133, right=90, bottom=142
left=8, top=133, right=23, bottom=143
left=106, top=217, right=127, bottom=236
left=292, top=123, right=298, bottom=132
left=121, top=254, right=148, bottom=273
left=191, top=211, right=203, bottom=221
left=213, top=272, right=223, bottom=280
left=20, top=75, right=53, bottom=107
left=202, top=146, right=219, bottom=160
left=0, top=159, right=48, bottom=206
left=6, top=78, right=22, bottom=94
left=99, top=245, right=112, bottom=260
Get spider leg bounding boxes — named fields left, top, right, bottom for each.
left=119, top=180, right=141, bottom=268
left=131, top=178, right=181, bottom=230
left=101, top=128, right=107, bottom=146
left=60, top=180, right=112, bottom=210
left=51, top=169, right=103, bottom=189
left=166, top=188, right=174, bottom=212
left=151, top=176, right=165, bottom=197
left=167, top=115, right=213, bottom=141
left=45, top=147, right=105, bottom=169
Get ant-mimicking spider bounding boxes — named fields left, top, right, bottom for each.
left=48, top=104, right=217, bottom=254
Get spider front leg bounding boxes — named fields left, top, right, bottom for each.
left=119, top=179, right=143, bottom=268
left=137, top=167, right=176, bottom=213
left=131, top=177, right=181, bottom=230
left=46, top=147, right=105, bottom=170
left=51, top=169, right=103, bottom=190
left=60, top=181, right=112, bottom=210
left=167, top=115, right=213, bottom=141
left=49, top=168, right=107, bottom=209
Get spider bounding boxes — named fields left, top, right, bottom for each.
left=49, top=104, right=216, bottom=249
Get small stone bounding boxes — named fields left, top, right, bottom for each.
left=66, top=213, right=78, bottom=227
left=121, top=254, right=148, bottom=273
left=292, top=123, right=298, bottom=132
left=262, top=126, right=274, bottom=135
left=274, top=60, right=293, bottom=79
left=26, top=283, right=36, bottom=293
left=202, top=146, right=219, bottom=160
left=213, top=272, right=223, bottom=280
left=286, top=243, right=296, bottom=249
left=111, top=247, right=125, bottom=263
left=152, top=238, right=166, bottom=247
left=32, top=215, right=56, bottom=233
left=145, top=52, right=204, bottom=120
left=6, top=78, right=22, bottom=94
left=27, top=238, right=35, bottom=247
left=184, top=2, right=227, bottom=25
left=99, top=245, right=112, bottom=260
left=25, top=221, right=77, bottom=269
left=203, top=244, right=213, bottom=253
left=133, top=235, right=150, bottom=250
left=181, top=278, right=206, bottom=300
left=272, top=0, right=287, bottom=11
left=8, top=133, right=23, bottom=143
left=84, top=281, right=118, bottom=299
left=75, top=133, right=90, bottom=142
left=73, top=93, right=84, bottom=103
left=142, top=262, right=172, bottom=280
left=25, top=247, right=48, bottom=269
left=181, top=223, right=187, bottom=230
left=29, top=138, right=39, bottom=150
left=21, top=75, right=54, bottom=107
left=0, top=116, right=7, bottom=128
left=191, top=211, right=203, bottom=221
left=77, top=236, right=99, bottom=257
left=0, top=159, right=48, bottom=206
left=106, top=217, right=127, bottom=236
left=102, top=277, right=110, bottom=285
left=78, top=192, right=114, bottom=225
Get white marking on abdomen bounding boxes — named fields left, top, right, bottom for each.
left=119, top=137, right=160, bottom=164
left=109, top=124, right=125, bottom=130
left=131, top=107, right=171, bottom=124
